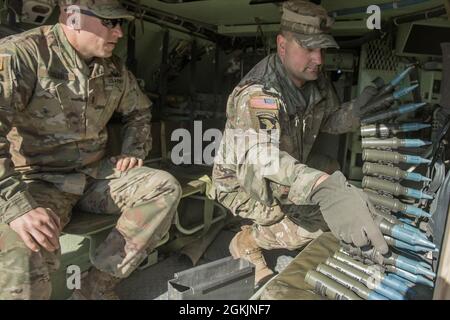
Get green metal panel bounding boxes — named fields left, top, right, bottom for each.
left=126, top=0, right=445, bottom=28
left=129, top=0, right=280, bottom=27
left=50, top=230, right=113, bottom=300
left=50, top=234, right=92, bottom=300
left=217, top=23, right=279, bottom=36
left=395, top=17, right=450, bottom=58
left=323, top=0, right=444, bottom=19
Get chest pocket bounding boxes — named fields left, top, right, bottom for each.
left=278, top=105, right=305, bottom=162
left=85, top=76, right=123, bottom=135
left=302, top=108, right=326, bottom=162
left=278, top=111, right=295, bottom=157
left=26, top=72, right=76, bottom=134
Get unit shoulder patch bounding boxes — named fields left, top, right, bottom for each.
left=254, top=111, right=280, bottom=130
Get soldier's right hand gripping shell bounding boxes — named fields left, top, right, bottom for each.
left=308, top=171, right=389, bottom=258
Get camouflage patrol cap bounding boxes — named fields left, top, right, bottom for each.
left=58, top=0, right=134, bottom=21
left=280, top=0, right=338, bottom=49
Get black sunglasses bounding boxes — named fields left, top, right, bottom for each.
left=66, top=8, right=124, bottom=29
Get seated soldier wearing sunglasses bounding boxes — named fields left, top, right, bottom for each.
left=0, top=0, right=182, bottom=299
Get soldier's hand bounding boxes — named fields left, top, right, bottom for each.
left=9, top=207, right=61, bottom=252
left=309, top=171, right=389, bottom=255
left=110, top=155, right=144, bottom=172
left=353, top=85, right=380, bottom=117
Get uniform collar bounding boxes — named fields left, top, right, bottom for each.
left=301, top=77, right=325, bottom=111
left=88, top=58, right=105, bottom=78
left=274, top=54, right=324, bottom=112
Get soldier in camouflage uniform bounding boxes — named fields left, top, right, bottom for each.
left=213, top=0, right=390, bottom=285
left=0, top=0, right=181, bottom=299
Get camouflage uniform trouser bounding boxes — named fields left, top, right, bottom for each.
left=217, top=153, right=338, bottom=251
left=0, top=166, right=181, bottom=299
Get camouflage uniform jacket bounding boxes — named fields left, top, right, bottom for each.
left=0, top=24, right=151, bottom=224
left=213, top=53, right=359, bottom=214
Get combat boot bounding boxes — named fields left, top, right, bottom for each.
left=70, top=267, right=121, bottom=300
left=229, top=225, right=274, bottom=286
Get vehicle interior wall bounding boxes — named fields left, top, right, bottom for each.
left=1, top=0, right=449, bottom=299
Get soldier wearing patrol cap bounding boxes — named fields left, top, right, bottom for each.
left=0, top=0, right=182, bottom=299
left=213, top=0, right=391, bottom=286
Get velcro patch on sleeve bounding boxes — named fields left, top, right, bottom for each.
left=249, top=96, right=278, bottom=110
left=0, top=54, right=12, bottom=72
left=248, top=95, right=281, bottom=131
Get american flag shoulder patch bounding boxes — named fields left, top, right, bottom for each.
left=249, top=96, right=278, bottom=110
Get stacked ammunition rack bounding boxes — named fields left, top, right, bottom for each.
left=305, top=66, right=438, bottom=300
